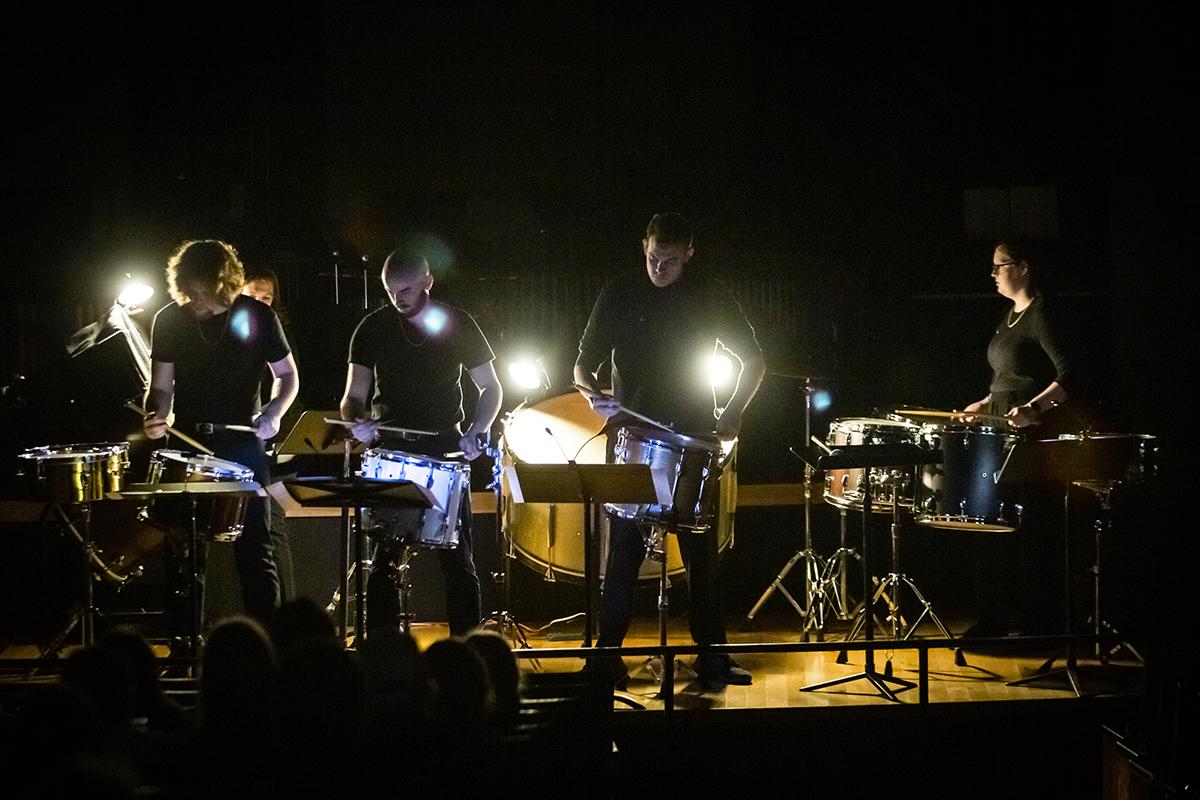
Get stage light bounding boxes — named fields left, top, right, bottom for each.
left=813, top=390, right=832, bottom=412
left=117, top=277, right=154, bottom=307
left=508, top=357, right=546, bottom=391
left=707, top=353, right=734, bottom=389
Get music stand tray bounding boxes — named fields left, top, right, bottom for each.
left=277, top=410, right=367, bottom=457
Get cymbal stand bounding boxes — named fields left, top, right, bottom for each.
left=479, top=440, right=537, bottom=658
left=745, top=378, right=832, bottom=639
left=629, top=524, right=696, bottom=693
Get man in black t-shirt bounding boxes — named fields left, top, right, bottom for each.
left=145, top=239, right=299, bottom=625
left=575, top=212, right=766, bottom=691
left=340, top=250, right=501, bottom=636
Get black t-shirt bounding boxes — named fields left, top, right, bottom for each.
left=986, top=294, right=1074, bottom=415
left=578, top=268, right=761, bottom=432
left=348, top=301, right=495, bottom=436
left=151, top=295, right=291, bottom=430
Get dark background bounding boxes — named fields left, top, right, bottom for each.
left=2, top=3, right=1193, bottom=625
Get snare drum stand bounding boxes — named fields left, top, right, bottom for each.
left=835, top=482, right=964, bottom=671
left=40, top=499, right=100, bottom=656
left=745, top=378, right=834, bottom=639
left=821, top=509, right=863, bottom=621
left=802, top=467, right=914, bottom=701
left=628, top=524, right=697, bottom=693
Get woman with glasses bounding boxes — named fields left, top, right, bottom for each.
left=962, top=239, right=1073, bottom=427
left=960, top=239, right=1076, bottom=638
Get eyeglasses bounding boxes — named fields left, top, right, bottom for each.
left=990, top=262, right=1017, bottom=276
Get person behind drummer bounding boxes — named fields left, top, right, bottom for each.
left=962, top=239, right=1074, bottom=428
left=574, top=212, right=766, bottom=691
left=340, top=249, right=502, bottom=637
left=240, top=265, right=300, bottom=604
left=144, top=239, right=299, bottom=624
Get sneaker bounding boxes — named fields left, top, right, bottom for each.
left=694, top=653, right=752, bottom=691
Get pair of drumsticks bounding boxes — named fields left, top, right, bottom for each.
left=124, top=402, right=216, bottom=455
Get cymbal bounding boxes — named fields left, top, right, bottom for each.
left=890, top=408, right=1012, bottom=427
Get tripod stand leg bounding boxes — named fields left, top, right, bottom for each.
left=745, top=549, right=807, bottom=624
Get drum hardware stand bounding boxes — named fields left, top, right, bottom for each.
left=39, top=499, right=101, bottom=657
left=478, top=442, right=539, bottom=662
left=628, top=525, right=697, bottom=692
left=745, top=379, right=835, bottom=639
left=800, top=442, right=939, bottom=701
left=819, top=509, right=863, bottom=621
left=834, top=480, right=965, bottom=670
left=1073, top=481, right=1142, bottom=664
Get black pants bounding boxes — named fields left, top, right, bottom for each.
left=596, top=513, right=727, bottom=648
left=164, top=432, right=281, bottom=635
left=365, top=496, right=481, bottom=637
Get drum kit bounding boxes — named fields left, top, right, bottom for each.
left=749, top=397, right=1161, bottom=697
left=18, top=439, right=261, bottom=658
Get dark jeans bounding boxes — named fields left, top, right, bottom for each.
left=365, top=494, right=481, bottom=636
left=596, top=513, right=727, bottom=648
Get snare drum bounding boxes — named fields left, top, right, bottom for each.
left=822, top=419, right=919, bottom=513
left=607, top=426, right=724, bottom=532
left=914, top=424, right=1022, bottom=533
left=18, top=443, right=130, bottom=504
left=499, top=392, right=735, bottom=582
left=360, top=449, right=470, bottom=548
left=144, top=449, right=254, bottom=542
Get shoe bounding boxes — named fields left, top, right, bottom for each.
left=584, top=656, right=629, bottom=690
left=694, top=653, right=752, bottom=691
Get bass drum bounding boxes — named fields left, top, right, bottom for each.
left=500, top=392, right=736, bottom=582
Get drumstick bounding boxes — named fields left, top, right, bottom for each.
left=322, top=417, right=440, bottom=438
left=571, top=384, right=675, bottom=432
left=124, top=402, right=215, bottom=456
left=195, top=422, right=256, bottom=434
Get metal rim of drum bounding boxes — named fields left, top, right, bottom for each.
left=153, top=449, right=253, bottom=480
left=617, top=426, right=722, bottom=455
left=914, top=514, right=1017, bottom=534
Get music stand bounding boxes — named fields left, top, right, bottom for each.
left=281, top=476, right=435, bottom=643
left=1001, top=435, right=1139, bottom=696
left=506, top=462, right=667, bottom=647
left=796, top=443, right=941, bottom=701
left=112, top=480, right=263, bottom=659
left=276, top=412, right=366, bottom=639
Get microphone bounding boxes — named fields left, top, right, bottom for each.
left=544, top=427, right=573, bottom=463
